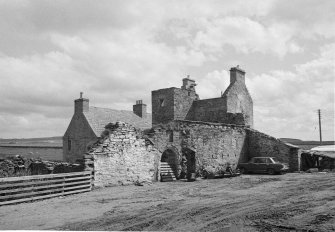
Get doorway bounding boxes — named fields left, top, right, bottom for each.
left=160, top=148, right=178, bottom=181
left=182, top=148, right=196, bottom=180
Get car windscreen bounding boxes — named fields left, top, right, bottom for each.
left=271, top=158, right=280, bottom=163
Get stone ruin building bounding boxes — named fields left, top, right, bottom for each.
left=152, top=66, right=253, bottom=127
left=63, top=66, right=300, bottom=187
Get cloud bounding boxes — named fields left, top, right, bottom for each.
left=0, top=0, right=334, bottom=140
left=196, top=70, right=230, bottom=99
left=0, top=113, right=67, bottom=138
left=247, top=43, right=335, bottom=140
left=270, top=0, right=335, bottom=39
left=190, top=17, right=303, bottom=58
left=0, top=20, right=210, bottom=137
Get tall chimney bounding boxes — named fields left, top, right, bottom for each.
left=181, top=75, right=197, bottom=91
left=74, top=92, right=89, bottom=114
left=230, top=65, right=246, bottom=84
left=133, top=100, right=147, bottom=118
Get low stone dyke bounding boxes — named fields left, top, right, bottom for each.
left=0, top=155, right=83, bottom=178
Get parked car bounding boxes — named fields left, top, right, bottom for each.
left=238, top=157, right=289, bottom=175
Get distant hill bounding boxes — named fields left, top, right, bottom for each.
left=279, top=138, right=303, bottom=144
left=0, top=136, right=62, bottom=147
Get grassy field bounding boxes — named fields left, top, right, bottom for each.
left=0, top=137, right=63, bottom=161
left=0, top=136, right=62, bottom=147
left=0, top=146, right=63, bottom=161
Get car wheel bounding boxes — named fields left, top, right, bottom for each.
left=240, top=167, right=247, bottom=174
left=267, top=168, right=275, bottom=175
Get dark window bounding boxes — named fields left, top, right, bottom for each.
left=68, top=139, right=72, bottom=151
left=258, top=158, right=267, bottom=163
left=167, top=130, right=173, bottom=142
left=159, top=98, right=165, bottom=107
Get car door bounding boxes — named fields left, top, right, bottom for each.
left=258, top=158, right=268, bottom=173
left=252, top=158, right=263, bottom=173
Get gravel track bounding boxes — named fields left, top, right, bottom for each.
left=0, top=173, right=334, bottom=231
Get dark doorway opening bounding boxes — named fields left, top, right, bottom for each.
left=182, top=148, right=196, bottom=181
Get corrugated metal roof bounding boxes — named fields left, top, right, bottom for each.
left=311, top=151, right=335, bottom=159
left=84, top=107, right=152, bottom=137
left=302, top=149, right=335, bottom=159
left=311, top=145, right=335, bottom=152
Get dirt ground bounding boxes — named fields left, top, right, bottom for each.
left=0, top=173, right=334, bottom=232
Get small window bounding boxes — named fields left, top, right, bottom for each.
left=167, top=130, right=173, bottom=142
left=259, top=158, right=267, bottom=163
left=68, top=139, right=72, bottom=151
left=159, top=98, right=165, bottom=107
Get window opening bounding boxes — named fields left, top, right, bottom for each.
left=159, top=98, right=165, bottom=107
left=68, top=139, right=72, bottom=151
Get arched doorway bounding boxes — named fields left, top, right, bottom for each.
left=160, top=148, right=179, bottom=182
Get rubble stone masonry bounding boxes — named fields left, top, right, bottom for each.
left=151, top=120, right=300, bottom=176
left=85, top=122, right=160, bottom=187
left=152, top=66, right=253, bottom=127
left=85, top=120, right=301, bottom=187
left=151, top=120, right=248, bottom=176
left=246, top=129, right=300, bottom=171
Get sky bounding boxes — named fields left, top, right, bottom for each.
left=0, top=0, right=334, bottom=140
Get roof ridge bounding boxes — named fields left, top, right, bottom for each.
left=88, top=106, right=152, bottom=115
left=89, top=106, right=130, bottom=111
left=84, top=106, right=152, bottom=137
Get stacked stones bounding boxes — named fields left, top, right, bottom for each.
left=85, top=121, right=160, bottom=187
left=0, top=155, right=84, bottom=177
left=84, top=122, right=137, bottom=171
left=83, top=153, right=94, bottom=172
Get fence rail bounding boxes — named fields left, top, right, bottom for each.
left=0, top=171, right=92, bottom=206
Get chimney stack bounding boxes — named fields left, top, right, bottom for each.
left=181, top=75, right=197, bottom=91
left=230, top=65, right=246, bottom=84
left=133, top=100, right=147, bottom=118
left=74, top=92, right=89, bottom=114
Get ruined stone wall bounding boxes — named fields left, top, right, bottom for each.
left=152, top=88, right=176, bottom=125
left=173, top=88, right=198, bottom=120
left=87, top=122, right=160, bottom=187
left=63, top=113, right=97, bottom=163
left=186, top=97, right=227, bottom=123
left=185, top=97, right=247, bottom=125
left=151, top=121, right=248, bottom=177
left=246, top=129, right=300, bottom=171
left=152, top=81, right=252, bottom=127
left=224, top=83, right=253, bottom=127
left=152, top=87, right=198, bottom=125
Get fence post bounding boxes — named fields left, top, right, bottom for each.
left=62, top=176, right=65, bottom=195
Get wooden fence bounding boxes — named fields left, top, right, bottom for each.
left=0, top=171, right=92, bottom=206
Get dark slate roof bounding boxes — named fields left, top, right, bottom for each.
left=84, top=107, right=152, bottom=137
